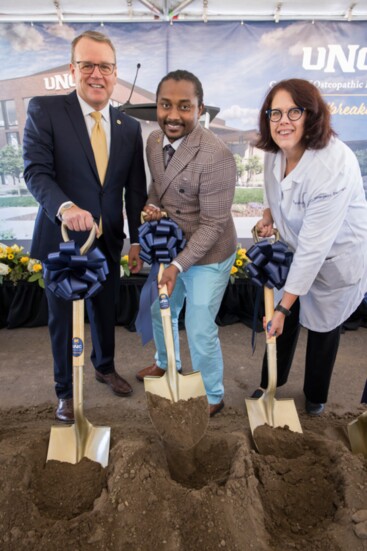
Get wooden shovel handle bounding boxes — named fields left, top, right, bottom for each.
left=61, top=223, right=96, bottom=255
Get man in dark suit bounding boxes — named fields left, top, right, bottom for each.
left=23, top=30, right=147, bottom=422
left=135, top=70, right=237, bottom=417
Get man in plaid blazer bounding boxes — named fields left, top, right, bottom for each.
left=136, top=70, right=237, bottom=417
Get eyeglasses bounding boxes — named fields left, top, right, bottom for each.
left=75, top=61, right=116, bottom=76
left=266, top=107, right=306, bottom=123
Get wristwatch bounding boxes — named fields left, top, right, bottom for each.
left=275, top=302, right=291, bottom=317
left=58, top=201, right=75, bottom=220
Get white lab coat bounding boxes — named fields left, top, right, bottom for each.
left=264, top=137, right=367, bottom=332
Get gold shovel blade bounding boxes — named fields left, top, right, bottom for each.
left=144, top=371, right=207, bottom=401
left=347, top=412, right=367, bottom=457
left=46, top=424, right=111, bottom=468
left=245, top=396, right=303, bottom=435
left=145, top=372, right=209, bottom=450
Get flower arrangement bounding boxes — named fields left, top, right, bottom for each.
left=120, top=254, right=131, bottom=278
left=230, top=244, right=250, bottom=284
left=0, top=243, right=44, bottom=288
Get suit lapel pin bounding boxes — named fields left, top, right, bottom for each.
left=117, top=119, right=122, bottom=125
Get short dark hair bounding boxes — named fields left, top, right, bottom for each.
left=256, top=78, right=336, bottom=153
left=156, top=70, right=204, bottom=106
left=71, top=30, right=116, bottom=63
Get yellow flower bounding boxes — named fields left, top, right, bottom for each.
left=20, top=256, right=30, bottom=264
left=235, top=259, right=243, bottom=267
left=230, top=266, right=238, bottom=275
left=7, top=253, right=14, bottom=260
left=122, top=255, right=129, bottom=262
left=32, top=263, right=43, bottom=273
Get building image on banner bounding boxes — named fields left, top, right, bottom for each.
left=0, top=20, right=366, bottom=242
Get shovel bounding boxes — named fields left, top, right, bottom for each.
left=245, top=230, right=302, bottom=447
left=46, top=225, right=111, bottom=467
left=347, top=381, right=367, bottom=457
left=144, top=264, right=209, bottom=450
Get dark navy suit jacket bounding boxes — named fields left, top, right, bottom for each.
left=23, top=90, right=147, bottom=261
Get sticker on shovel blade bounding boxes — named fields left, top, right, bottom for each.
left=72, top=337, right=83, bottom=356
left=159, top=293, right=169, bottom=309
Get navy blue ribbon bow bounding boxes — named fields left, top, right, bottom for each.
left=135, top=218, right=186, bottom=345
left=43, top=241, right=109, bottom=301
left=245, top=239, right=293, bottom=352
left=245, top=240, right=293, bottom=290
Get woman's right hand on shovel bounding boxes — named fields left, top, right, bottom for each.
left=264, top=312, right=285, bottom=338
left=256, top=207, right=274, bottom=238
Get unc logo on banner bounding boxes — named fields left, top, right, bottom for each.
left=44, top=74, right=75, bottom=91
left=303, top=45, right=367, bottom=73
left=72, top=337, right=83, bottom=357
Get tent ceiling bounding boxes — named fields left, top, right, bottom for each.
left=0, top=0, right=366, bottom=23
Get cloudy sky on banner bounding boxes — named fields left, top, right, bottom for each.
left=0, top=21, right=366, bottom=139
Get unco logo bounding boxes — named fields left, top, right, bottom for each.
left=302, top=45, right=367, bottom=73
left=72, top=337, right=83, bottom=357
left=44, top=73, right=75, bottom=91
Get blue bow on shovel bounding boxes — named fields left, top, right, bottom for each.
left=43, top=240, right=109, bottom=301
left=135, top=216, right=186, bottom=345
left=245, top=230, right=293, bottom=352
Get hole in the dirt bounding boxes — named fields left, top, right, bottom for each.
left=253, top=436, right=341, bottom=543
left=164, top=435, right=234, bottom=489
left=31, top=458, right=107, bottom=520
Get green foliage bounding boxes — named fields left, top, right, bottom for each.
left=233, top=153, right=245, bottom=177
left=234, top=188, right=264, bottom=204
left=0, top=196, right=37, bottom=207
left=0, top=145, right=24, bottom=179
left=243, top=155, right=263, bottom=175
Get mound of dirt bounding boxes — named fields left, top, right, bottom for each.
left=0, top=404, right=366, bottom=551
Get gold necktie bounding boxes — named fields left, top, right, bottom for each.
left=90, top=111, right=108, bottom=185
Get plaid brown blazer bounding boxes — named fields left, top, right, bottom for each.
left=146, top=123, right=237, bottom=271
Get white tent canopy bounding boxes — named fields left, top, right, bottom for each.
left=0, top=0, right=366, bottom=24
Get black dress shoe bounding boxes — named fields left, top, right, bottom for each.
left=95, top=370, right=133, bottom=396
left=209, top=400, right=224, bottom=417
left=55, top=398, right=74, bottom=423
left=305, top=399, right=325, bottom=416
left=250, top=388, right=264, bottom=399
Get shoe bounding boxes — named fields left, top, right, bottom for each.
left=250, top=388, right=264, bottom=399
left=136, top=363, right=165, bottom=381
left=305, top=399, right=325, bottom=416
left=136, top=363, right=182, bottom=382
left=55, top=398, right=74, bottom=423
left=209, top=400, right=224, bottom=417
left=95, top=370, right=133, bottom=396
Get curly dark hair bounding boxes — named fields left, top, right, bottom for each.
left=256, top=79, right=336, bottom=153
left=156, top=70, right=204, bottom=106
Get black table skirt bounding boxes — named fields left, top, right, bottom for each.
left=0, top=276, right=264, bottom=331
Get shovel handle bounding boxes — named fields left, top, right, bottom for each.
left=61, top=224, right=96, bottom=255
left=140, top=210, right=167, bottom=224
left=252, top=225, right=279, bottom=244
left=264, top=287, right=276, bottom=345
left=158, top=263, right=179, bottom=402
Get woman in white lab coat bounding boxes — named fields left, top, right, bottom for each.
left=253, top=78, right=367, bottom=415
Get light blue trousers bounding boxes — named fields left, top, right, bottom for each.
left=151, top=253, right=235, bottom=405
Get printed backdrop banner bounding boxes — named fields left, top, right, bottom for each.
left=0, top=21, right=366, bottom=242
